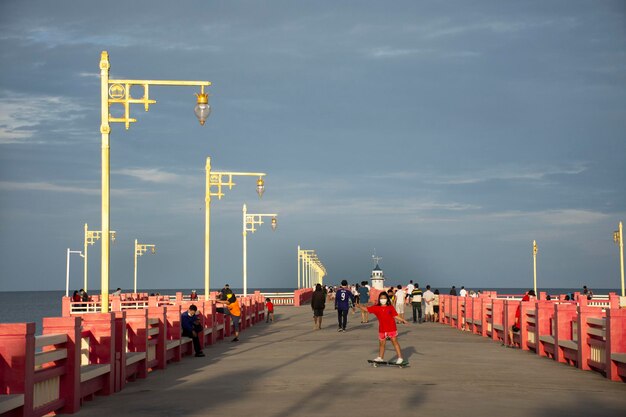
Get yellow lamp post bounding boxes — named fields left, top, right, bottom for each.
left=84, top=223, right=116, bottom=293
left=242, top=204, right=278, bottom=297
left=533, top=240, right=538, bottom=296
left=134, top=240, right=156, bottom=294
left=205, top=157, right=266, bottom=299
left=99, top=51, right=211, bottom=312
left=614, top=221, right=624, bottom=296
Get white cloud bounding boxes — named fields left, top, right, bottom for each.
left=489, top=209, right=610, bottom=226
left=0, top=180, right=156, bottom=197
left=0, top=181, right=98, bottom=195
left=366, top=46, right=479, bottom=60
left=114, top=168, right=197, bottom=185
left=370, top=163, right=587, bottom=185
left=0, top=90, right=89, bottom=145
left=429, top=163, right=587, bottom=185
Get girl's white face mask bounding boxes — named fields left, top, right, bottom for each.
left=380, top=298, right=388, bottom=305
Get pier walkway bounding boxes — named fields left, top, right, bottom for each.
left=72, top=306, right=626, bottom=417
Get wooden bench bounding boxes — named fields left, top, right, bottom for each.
left=125, top=351, right=146, bottom=366
left=0, top=394, right=24, bottom=414
left=612, top=353, right=626, bottom=364
left=80, top=363, right=111, bottom=383
left=558, top=340, right=578, bottom=351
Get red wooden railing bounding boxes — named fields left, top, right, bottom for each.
left=438, top=292, right=626, bottom=383
left=0, top=292, right=267, bottom=416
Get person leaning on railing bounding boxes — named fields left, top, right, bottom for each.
left=506, top=289, right=536, bottom=348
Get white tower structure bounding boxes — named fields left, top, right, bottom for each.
left=370, top=253, right=385, bottom=290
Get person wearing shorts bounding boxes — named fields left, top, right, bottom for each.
left=311, top=283, right=326, bottom=330
left=423, top=285, right=435, bottom=322
left=357, top=292, right=408, bottom=364
left=394, top=284, right=406, bottom=320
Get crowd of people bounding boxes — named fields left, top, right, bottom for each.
left=71, top=280, right=598, bottom=363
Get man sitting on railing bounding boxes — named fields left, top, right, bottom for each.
left=181, top=304, right=205, bottom=357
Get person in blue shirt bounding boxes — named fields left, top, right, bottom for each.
left=181, top=304, right=205, bottom=357
left=335, top=280, right=355, bottom=332
left=357, top=281, right=371, bottom=323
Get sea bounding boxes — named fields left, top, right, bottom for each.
left=0, top=287, right=619, bottom=335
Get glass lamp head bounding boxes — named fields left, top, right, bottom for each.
left=194, top=93, right=211, bottom=125
left=151, top=246, right=156, bottom=254
left=271, top=217, right=277, bottom=231
left=256, top=177, right=265, bottom=198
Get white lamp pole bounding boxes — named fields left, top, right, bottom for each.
left=66, top=249, right=84, bottom=297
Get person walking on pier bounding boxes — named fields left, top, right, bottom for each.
left=449, top=286, right=457, bottom=296
left=358, top=281, right=370, bottom=323
left=181, top=304, right=205, bottom=357
left=406, top=280, right=415, bottom=303
left=311, top=284, right=326, bottom=329
left=335, top=280, right=355, bottom=332
left=265, top=298, right=274, bottom=323
left=394, top=285, right=406, bottom=320
left=411, top=284, right=423, bottom=323
left=357, top=292, right=409, bottom=364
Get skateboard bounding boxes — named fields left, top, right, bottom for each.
left=367, top=360, right=410, bottom=368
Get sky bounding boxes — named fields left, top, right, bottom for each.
left=0, top=1, right=625, bottom=292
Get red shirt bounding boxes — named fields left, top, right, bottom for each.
left=266, top=301, right=274, bottom=312
left=367, top=305, right=398, bottom=333
left=515, top=294, right=531, bottom=326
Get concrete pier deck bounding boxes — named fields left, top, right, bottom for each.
left=75, top=307, right=626, bottom=417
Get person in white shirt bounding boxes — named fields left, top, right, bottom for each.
left=459, top=286, right=467, bottom=297
left=406, top=280, right=415, bottom=305
left=394, top=284, right=406, bottom=319
left=422, top=285, right=435, bottom=322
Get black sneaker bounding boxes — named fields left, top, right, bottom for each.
left=195, top=352, right=205, bottom=357
left=232, top=337, right=239, bottom=342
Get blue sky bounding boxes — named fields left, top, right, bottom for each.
left=1, top=1, right=625, bottom=292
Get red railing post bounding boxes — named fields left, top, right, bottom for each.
left=536, top=300, right=554, bottom=358
left=554, top=303, right=577, bottom=364
left=42, top=316, right=81, bottom=414
left=125, top=309, right=149, bottom=379
left=0, top=322, right=36, bottom=416
left=607, top=307, right=626, bottom=381
left=61, top=297, right=72, bottom=317
left=147, top=307, right=167, bottom=370
left=113, top=311, right=126, bottom=392
left=81, top=312, right=116, bottom=395
left=110, top=296, right=122, bottom=312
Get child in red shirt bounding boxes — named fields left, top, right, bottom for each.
left=265, top=298, right=274, bottom=323
left=357, top=292, right=408, bottom=364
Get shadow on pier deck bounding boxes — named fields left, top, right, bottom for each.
left=74, top=307, right=626, bottom=417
